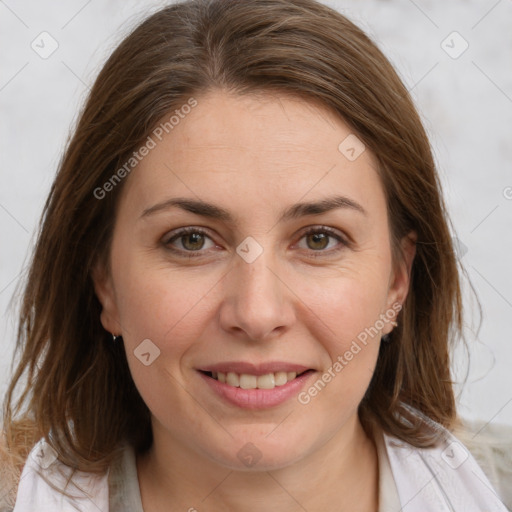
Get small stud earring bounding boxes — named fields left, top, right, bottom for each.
left=382, top=320, right=398, bottom=343
left=112, top=333, right=120, bottom=342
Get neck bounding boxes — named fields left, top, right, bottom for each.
left=137, top=415, right=378, bottom=512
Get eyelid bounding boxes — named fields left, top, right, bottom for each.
left=162, top=226, right=211, bottom=245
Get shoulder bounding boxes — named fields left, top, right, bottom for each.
left=0, top=421, right=44, bottom=511
left=0, top=438, right=21, bottom=511
left=3, top=437, right=111, bottom=512
left=381, top=411, right=511, bottom=511
left=0, top=474, right=18, bottom=509
left=454, top=417, right=512, bottom=510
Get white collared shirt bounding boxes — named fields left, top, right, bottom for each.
left=9, top=418, right=511, bottom=511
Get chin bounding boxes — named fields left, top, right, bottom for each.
left=205, top=435, right=311, bottom=472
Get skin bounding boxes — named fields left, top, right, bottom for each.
left=93, top=89, right=416, bottom=511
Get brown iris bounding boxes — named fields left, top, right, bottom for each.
left=306, top=232, right=329, bottom=250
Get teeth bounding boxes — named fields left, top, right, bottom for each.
left=239, top=374, right=257, bottom=389
left=226, top=372, right=239, bottom=387
left=257, top=373, right=275, bottom=389
left=211, top=370, right=301, bottom=389
left=275, top=371, right=288, bottom=386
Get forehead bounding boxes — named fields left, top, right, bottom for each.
left=167, top=90, right=365, bottom=161
left=118, top=89, right=386, bottom=221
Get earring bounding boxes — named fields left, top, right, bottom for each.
left=112, top=333, right=120, bottom=342
left=382, top=320, right=398, bottom=342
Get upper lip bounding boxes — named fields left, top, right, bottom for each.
left=197, top=361, right=312, bottom=376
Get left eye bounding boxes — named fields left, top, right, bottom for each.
left=165, top=227, right=214, bottom=252
left=295, top=227, right=346, bottom=253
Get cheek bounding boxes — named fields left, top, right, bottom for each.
left=297, top=276, right=385, bottom=416
left=320, top=280, right=385, bottom=373
left=301, top=256, right=391, bottom=337
left=116, top=266, right=211, bottom=347
left=298, top=257, right=390, bottom=394
left=114, top=265, right=214, bottom=415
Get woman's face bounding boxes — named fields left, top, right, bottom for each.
left=94, top=89, right=415, bottom=470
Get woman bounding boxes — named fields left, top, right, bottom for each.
left=1, top=0, right=510, bottom=510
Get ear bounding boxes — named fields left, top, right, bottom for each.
left=91, top=260, right=122, bottom=336
left=384, top=230, right=417, bottom=328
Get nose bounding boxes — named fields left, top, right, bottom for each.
left=218, top=248, right=296, bottom=342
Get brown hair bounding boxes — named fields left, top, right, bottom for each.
left=2, top=0, right=464, bottom=485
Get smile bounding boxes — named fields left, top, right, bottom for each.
left=201, top=370, right=310, bottom=389
left=196, top=363, right=316, bottom=409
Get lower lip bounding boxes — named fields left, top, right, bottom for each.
left=198, top=371, right=315, bottom=410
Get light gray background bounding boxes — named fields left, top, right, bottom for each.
left=1, top=0, right=511, bottom=426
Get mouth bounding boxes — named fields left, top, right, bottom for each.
left=198, top=369, right=314, bottom=390
left=195, top=361, right=316, bottom=409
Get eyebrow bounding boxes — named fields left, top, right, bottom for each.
left=140, top=194, right=367, bottom=223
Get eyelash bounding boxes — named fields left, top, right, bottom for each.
left=162, top=226, right=348, bottom=259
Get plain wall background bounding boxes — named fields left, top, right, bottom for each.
left=1, top=0, right=511, bottom=426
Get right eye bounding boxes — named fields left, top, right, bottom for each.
left=163, top=227, right=217, bottom=257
